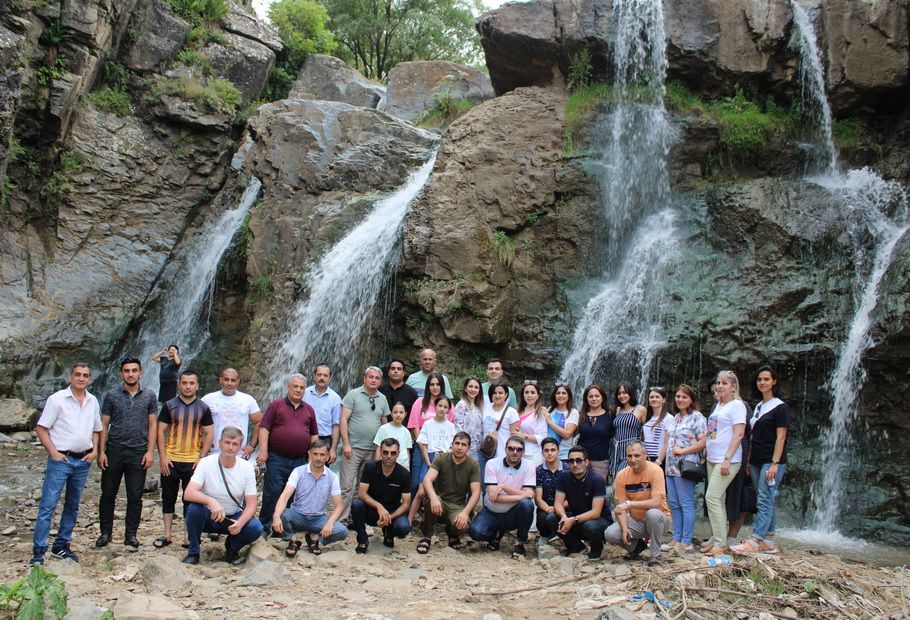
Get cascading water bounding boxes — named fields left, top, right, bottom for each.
left=265, top=151, right=437, bottom=398
left=110, top=176, right=262, bottom=390
left=561, top=0, right=678, bottom=394
left=788, top=0, right=910, bottom=534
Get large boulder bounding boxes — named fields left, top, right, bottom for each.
left=0, top=399, right=35, bottom=431
left=204, top=32, right=275, bottom=106
left=122, top=0, right=192, bottom=73
left=379, top=60, right=494, bottom=121
left=222, top=6, right=284, bottom=54
left=289, top=54, right=385, bottom=109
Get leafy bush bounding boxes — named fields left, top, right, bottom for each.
left=268, top=0, right=337, bottom=68
left=166, top=0, right=230, bottom=25
left=154, top=76, right=241, bottom=114
left=36, top=57, right=66, bottom=85
left=416, top=93, right=474, bottom=128
left=175, top=48, right=214, bottom=75
left=186, top=26, right=228, bottom=48
left=0, top=564, right=67, bottom=619
left=102, top=60, right=130, bottom=90
left=567, top=48, right=593, bottom=91
left=261, top=65, right=296, bottom=101
left=90, top=87, right=132, bottom=116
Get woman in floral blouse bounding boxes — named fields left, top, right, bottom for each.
left=452, top=377, right=484, bottom=459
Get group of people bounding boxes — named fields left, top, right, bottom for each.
left=28, top=347, right=790, bottom=569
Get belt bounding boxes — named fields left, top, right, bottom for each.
left=60, top=449, right=90, bottom=459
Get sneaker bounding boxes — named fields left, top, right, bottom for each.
left=730, top=538, right=761, bottom=554
left=225, top=549, right=244, bottom=566
left=182, top=554, right=200, bottom=565
left=660, top=542, right=675, bottom=552
left=29, top=548, right=46, bottom=566
left=756, top=539, right=779, bottom=554
left=50, top=545, right=78, bottom=562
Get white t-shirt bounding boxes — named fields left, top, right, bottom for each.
left=481, top=405, right=519, bottom=460
left=518, top=411, right=548, bottom=460
left=706, top=400, right=747, bottom=464
left=483, top=457, right=536, bottom=514
left=201, top=390, right=260, bottom=452
left=190, top=454, right=257, bottom=514
left=417, top=418, right=457, bottom=454
left=373, top=423, right=413, bottom=469
left=642, top=414, right=671, bottom=459
left=38, top=387, right=102, bottom=452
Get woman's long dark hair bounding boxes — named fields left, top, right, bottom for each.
left=751, top=364, right=783, bottom=400
left=614, top=381, right=638, bottom=412
left=461, top=376, right=484, bottom=409
left=549, top=383, right=575, bottom=412
left=579, top=384, right=608, bottom=426
left=421, top=372, right=444, bottom=414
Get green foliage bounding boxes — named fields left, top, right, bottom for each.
left=39, top=19, right=71, bottom=48
left=416, top=92, right=473, bottom=127
left=153, top=75, right=241, bottom=114
left=90, top=87, right=132, bottom=116
left=525, top=208, right=543, bottom=225
left=564, top=82, right=614, bottom=153
left=491, top=230, right=515, bottom=267
left=36, top=57, right=66, bottom=86
left=102, top=60, right=130, bottom=90
left=261, top=65, right=296, bottom=101
left=0, top=565, right=68, bottom=619
left=247, top=275, right=274, bottom=305
left=712, top=88, right=794, bottom=159
left=567, top=48, right=593, bottom=91
left=175, top=48, right=214, bottom=75
left=60, top=149, right=85, bottom=174
left=269, top=0, right=337, bottom=68
left=166, top=0, right=230, bottom=25
left=748, top=567, right=788, bottom=596
left=664, top=81, right=704, bottom=115
left=186, top=26, right=228, bottom=48
left=833, top=118, right=862, bottom=149
left=322, top=0, right=480, bottom=80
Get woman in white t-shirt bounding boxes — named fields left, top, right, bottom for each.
left=480, top=383, right=520, bottom=486
left=703, top=370, right=747, bottom=555
left=642, top=387, right=671, bottom=465
left=516, top=381, right=548, bottom=465
left=544, top=383, right=579, bottom=461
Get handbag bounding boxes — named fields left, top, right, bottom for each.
left=679, top=459, right=707, bottom=482
left=479, top=407, right=510, bottom=459
left=741, top=476, right=758, bottom=513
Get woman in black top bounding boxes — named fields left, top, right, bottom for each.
left=576, top=385, right=612, bottom=485
left=731, top=365, right=790, bottom=555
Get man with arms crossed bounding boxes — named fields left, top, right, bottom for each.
left=379, top=358, right=418, bottom=424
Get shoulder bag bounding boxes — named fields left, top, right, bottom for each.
left=479, top=407, right=509, bottom=459
left=218, top=460, right=245, bottom=511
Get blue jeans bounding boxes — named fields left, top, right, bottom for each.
left=410, top=450, right=435, bottom=494
left=280, top=508, right=348, bottom=545
left=260, top=453, right=307, bottom=527
left=33, top=456, right=91, bottom=551
left=468, top=498, right=534, bottom=544
left=184, top=503, right=263, bottom=557
left=350, top=498, right=410, bottom=544
left=751, top=463, right=786, bottom=539
left=666, top=474, right=697, bottom=545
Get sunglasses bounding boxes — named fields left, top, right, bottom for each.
left=380, top=450, right=398, bottom=456
left=553, top=381, right=569, bottom=388
left=523, top=379, right=538, bottom=385
left=369, top=396, right=376, bottom=411
left=506, top=446, right=525, bottom=452
left=567, top=458, right=585, bottom=464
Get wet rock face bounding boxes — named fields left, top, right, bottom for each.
left=379, top=60, right=495, bottom=122
left=122, top=0, right=192, bottom=72
left=290, top=54, right=385, bottom=109
left=0, top=25, right=25, bottom=181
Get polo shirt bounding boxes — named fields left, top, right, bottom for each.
left=38, top=386, right=102, bottom=452
left=287, top=463, right=340, bottom=516
left=303, top=385, right=342, bottom=437
left=102, top=385, right=158, bottom=450
left=406, top=371, right=454, bottom=398
left=260, top=397, right=318, bottom=458
left=555, top=469, right=606, bottom=517
left=378, top=382, right=419, bottom=423
left=535, top=461, right=566, bottom=507
left=613, top=461, right=670, bottom=520
left=341, top=387, right=390, bottom=450
left=430, top=452, right=480, bottom=506
left=360, top=460, right=409, bottom=512
left=483, top=457, right=536, bottom=514
left=158, top=397, right=214, bottom=463
left=201, top=390, right=260, bottom=452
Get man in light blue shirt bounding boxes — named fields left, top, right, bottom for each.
left=405, top=348, right=453, bottom=398
left=303, top=364, right=342, bottom=464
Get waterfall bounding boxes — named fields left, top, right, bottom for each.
left=113, top=176, right=262, bottom=390
left=790, top=1, right=838, bottom=176
left=789, top=1, right=910, bottom=533
left=561, top=0, right=678, bottom=394
left=265, top=151, right=438, bottom=398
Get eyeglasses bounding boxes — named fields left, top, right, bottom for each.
left=506, top=446, right=525, bottom=452
left=567, top=458, right=585, bottom=464
left=368, top=396, right=376, bottom=411
left=648, top=386, right=664, bottom=392
left=523, top=379, right=538, bottom=385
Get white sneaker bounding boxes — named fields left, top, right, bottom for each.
left=365, top=525, right=374, bottom=536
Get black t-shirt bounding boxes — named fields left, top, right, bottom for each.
left=555, top=469, right=607, bottom=517
left=159, top=358, right=180, bottom=383
left=379, top=383, right=419, bottom=424
left=749, top=400, right=790, bottom=465
left=359, top=460, right=410, bottom=511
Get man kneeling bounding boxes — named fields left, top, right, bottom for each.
left=352, top=438, right=411, bottom=553
left=182, top=426, right=263, bottom=565
left=605, top=441, right=671, bottom=566
left=272, top=439, right=348, bottom=556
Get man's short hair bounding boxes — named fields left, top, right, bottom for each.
left=220, top=426, right=243, bottom=440
left=625, top=440, right=646, bottom=454
left=179, top=369, right=198, bottom=381
left=288, top=373, right=306, bottom=384
left=309, top=439, right=328, bottom=451
left=453, top=431, right=471, bottom=444
left=567, top=446, right=588, bottom=460
left=487, top=358, right=502, bottom=366
left=380, top=438, right=400, bottom=450
left=506, top=434, right=524, bottom=448
left=168, top=344, right=180, bottom=352
left=119, top=357, right=141, bottom=371
left=540, top=437, right=558, bottom=449
left=314, top=364, right=331, bottom=375
left=387, top=358, right=407, bottom=371
left=364, top=365, right=382, bottom=375
left=72, top=362, right=91, bottom=374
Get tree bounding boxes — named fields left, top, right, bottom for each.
left=269, top=0, right=338, bottom=68
left=322, top=0, right=483, bottom=81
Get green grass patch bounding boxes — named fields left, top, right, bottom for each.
left=564, top=82, right=614, bottom=153
left=154, top=75, right=241, bottom=114
left=664, top=81, right=705, bottom=115
left=186, top=25, right=227, bottom=48
left=175, top=48, right=214, bottom=75
left=712, top=90, right=795, bottom=159
left=832, top=118, right=862, bottom=149
left=165, top=0, right=230, bottom=26
left=416, top=93, right=474, bottom=128
left=90, top=87, right=132, bottom=116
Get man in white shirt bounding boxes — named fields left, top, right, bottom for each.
left=201, top=368, right=261, bottom=457
left=181, top=426, right=263, bottom=565
left=31, top=362, right=102, bottom=566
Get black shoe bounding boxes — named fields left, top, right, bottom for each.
left=124, top=536, right=140, bottom=549
left=623, top=539, right=648, bottom=561
left=182, top=554, right=200, bottom=565
left=95, top=534, right=111, bottom=548
left=225, top=549, right=244, bottom=566
left=564, top=544, right=586, bottom=556
left=382, top=534, right=394, bottom=549
left=29, top=548, right=46, bottom=566
left=355, top=541, right=369, bottom=554
left=588, top=542, right=604, bottom=560
left=50, top=545, right=78, bottom=562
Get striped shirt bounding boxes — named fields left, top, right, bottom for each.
left=158, top=397, right=213, bottom=463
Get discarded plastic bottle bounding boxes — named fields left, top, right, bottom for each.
left=706, top=555, right=733, bottom=567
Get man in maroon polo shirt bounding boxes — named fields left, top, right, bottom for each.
left=257, top=373, right=318, bottom=536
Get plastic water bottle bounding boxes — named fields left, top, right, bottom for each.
left=706, top=555, right=733, bottom=567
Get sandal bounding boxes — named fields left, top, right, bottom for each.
left=486, top=539, right=501, bottom=552
left=448, top=537, right=465, bottom=550
left=511, top=543, right=526, bottom=558
left=304, top=533, right=321, bottom=555
left=416, top=537, right=431, bottom=554
left=153, top=536, right=171, bottom=549
left=285, top=539, right=302, bottom=557
left=355, top=541, right=369, bottom=554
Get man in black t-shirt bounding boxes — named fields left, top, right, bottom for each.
left=378, top=359, right=419, bottom=425
left=350, top=438, right=412, bottom=552
left=546, top=446, right=610, bottom=559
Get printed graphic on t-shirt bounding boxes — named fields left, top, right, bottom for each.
left=707, top=415, right=718, bottom=440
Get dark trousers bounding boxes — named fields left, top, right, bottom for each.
left=99, top=444, right=148, bottom=538
left=469, top=499, right=535, bottom=544
left=184, top=503, right=263, bottom=557
left=350, top=498, right=410, bottom=544
left=161, top=461, right=195, bottom=515
left=540, top=512, right=609, bottom=553
left=260, top=452, right=307, bottom=528
left=537, top=508, right=557, bottom=539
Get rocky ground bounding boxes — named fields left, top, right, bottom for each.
left=0, top=438, right=906, bottom=619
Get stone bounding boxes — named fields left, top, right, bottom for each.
left=63, top=597, right=109, bottom=620
left=222, top=6, right=284, bottom=54
left=379, top=60, right=494, bottom=122
left=613, top=564, right=632, bottom=577
left=48, top=558, right=81, bottom=576
left=2, top=526, right=16, bottom=535
left=0, top=24, right=25, bottom=183
left=482, top=614, right=503, bottom=620
left=10, top=431, right=33, bottom=442
left=140, top=554, right=193, bottom=591
left=113, top=592, right=200, bottom=619
left=239, top=559, right=292, bottom=587
left=556, top=557, right=575, bottom=576
left=122, top=0, right=191, bottom=72
left=290, top=54, right=385, bottom=109
left=246, top=537, right=280, bottom=565
left=537, top=543, right=560, bottom=560
left=599, top=607, right=640, bottom=620
left=204, top=32, right=275, bottom=105
left=0, top=399, right=34, bottom=431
